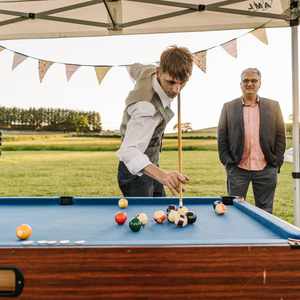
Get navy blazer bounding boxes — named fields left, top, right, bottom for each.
left=217, top=97, right=286, bottom=169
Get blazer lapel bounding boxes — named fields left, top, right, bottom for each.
left=259, top=98, right=267, bottom=137
left=234, top=99, right=244, bottom=134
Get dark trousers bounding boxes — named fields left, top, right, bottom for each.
left=118, top=162, right=166, bottom=197
left=226, top=165, right=277, bottom=214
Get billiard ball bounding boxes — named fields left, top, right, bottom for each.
left=186, top=211, right=197, bottom=224
left=115, top=212, right=127, bottom=225
left=213, top=200, right=222, bottom=210
left=215, top=203, right=227, bottom=215
left=129, top=217, right=142, bottom=232
left=174, top=214, right=188, bottom=227
left=153, top=210, right=166, bottom=224
left=118, top=198, right=128, bottom=209
left=136, top=213, right=148, bottom=226
left=177, top=206, right=189, bottom=215
left=166, top=205, right=177, bottom=214
left=167, top=209, right=179, bottom=223
left=16, top=224, right=32, bottom=240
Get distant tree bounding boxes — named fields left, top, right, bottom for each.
left=0, top=106, right=102, bottom=132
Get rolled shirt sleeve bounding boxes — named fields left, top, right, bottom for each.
left=116, top=101, right=161, bottom=175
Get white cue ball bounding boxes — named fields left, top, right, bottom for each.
left=136, top=213, right=148, bottom=226
left=177, top=206, right=189, bottom=215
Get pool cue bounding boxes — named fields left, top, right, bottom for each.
left=177, top=93, right=184, bottom=208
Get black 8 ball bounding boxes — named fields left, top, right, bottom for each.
left=186, top=211, right=197, bottom=224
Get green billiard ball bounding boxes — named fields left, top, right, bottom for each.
left=129, top=217, right=142, bottom=232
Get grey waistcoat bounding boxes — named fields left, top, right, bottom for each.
left=120, top=66, right=174, bottom=165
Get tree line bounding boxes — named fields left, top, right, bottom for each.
left=0, top=106, right=101, bottom=133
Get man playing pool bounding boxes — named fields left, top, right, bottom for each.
left=117, top=46, right=194, bottom=197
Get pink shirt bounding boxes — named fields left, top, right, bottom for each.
left=238, top=98, right=267, bottom=171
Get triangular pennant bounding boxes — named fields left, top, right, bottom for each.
left=193, top=51, right=207, bottom=73
left=95, top=66, right=111, bottom=85
left=12, top=53, right=28, bottom=70
left=39, top=60, right=54, bottom=82
left=126, top=63, right=144, bottom=81
left=65, top=64, right=80, bottom=81
left=251, top=28, right=268, bottom=45
left=222, top=39, right=238, bottom=58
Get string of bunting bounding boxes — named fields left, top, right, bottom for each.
left=0, top=24, right=269, bottom=85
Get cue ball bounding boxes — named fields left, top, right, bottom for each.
left=136, top=213, right=148, bottom=226
left=177, top=206, right=189, bottom=215
left=118, top=198, right=128, bottom=209
left=16, top=224, right=32, bottom=240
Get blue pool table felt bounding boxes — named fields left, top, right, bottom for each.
left=0, top=197, right=299, bottom=247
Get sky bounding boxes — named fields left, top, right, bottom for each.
left=0, top=26, right=296, bottom=132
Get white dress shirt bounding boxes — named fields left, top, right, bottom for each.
left=116, top=76, right=174, bottom=175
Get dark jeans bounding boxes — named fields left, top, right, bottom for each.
left=118, top=162, right=166, bottom=197
left=226, top=165, right=277, bottom=214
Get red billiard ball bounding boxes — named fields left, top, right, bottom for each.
left=115, top=212, right=127, bottom=225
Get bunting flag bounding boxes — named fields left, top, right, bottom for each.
left=39, top=60, right=54, bottom=82
left=12, top=53, right=28, bottom=70
left=0, top=24, right=269, bottom=83
left=193, top=51, right=207, bottom=73
left=95, top=66, right=111, bottom=85
left=65, top=64, right=80, bottom=81
left=251, top=28, right=268, bottom=45
left=222, top=39, right=238, bottom=58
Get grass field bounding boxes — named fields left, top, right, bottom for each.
left=0, top=148, right=294, bottom=223
left=1, top=131, right=292, bottom=151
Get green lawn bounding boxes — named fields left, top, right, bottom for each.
left=0, top=150, right=294, bottom=223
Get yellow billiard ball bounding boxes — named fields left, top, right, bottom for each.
left=118, top=198, right=128, bottom=209
left=16, top=224, right=32, bottom=240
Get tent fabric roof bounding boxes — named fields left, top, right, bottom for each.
left=0, top=0, right=293, bottom=40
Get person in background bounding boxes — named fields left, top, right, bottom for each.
left=217, top=67, right=286, bottom=213
left=117, top=46, right=194, bottom=197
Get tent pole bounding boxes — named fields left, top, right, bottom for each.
left=291, top=24, right=300, bottom=226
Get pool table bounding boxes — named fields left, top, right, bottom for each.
left=0, top=196, right=300, bottom=300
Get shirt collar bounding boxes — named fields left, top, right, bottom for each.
left=152, top=75, right=173, bottom=108
left=241, top=95, right=260, bottom=106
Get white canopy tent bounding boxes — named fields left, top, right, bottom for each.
left=0, top=0, right=293, bottom=39
left=0, top=0, right=299, bottom=224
